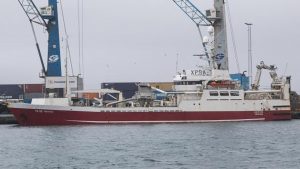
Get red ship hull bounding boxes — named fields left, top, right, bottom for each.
left=9, top=108, right=291, bottom=126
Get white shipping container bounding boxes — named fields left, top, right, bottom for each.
left=45, top=76, right=83, bottom=89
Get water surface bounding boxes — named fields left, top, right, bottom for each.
left=1, top=121, right=300, bottom=169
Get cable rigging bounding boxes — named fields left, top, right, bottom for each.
left=59, top=0, right=74, bottom=76
left=225, top=0, right=241, bottom=73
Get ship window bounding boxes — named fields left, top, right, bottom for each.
left=189, top=81, right=202, bottom=85
left=216, top=11, right=221, bottom=17
left=206, top=10, right=211, bottom=17
left=230, top=91, right=240, bottom=96
left=220, top=91, right=229, bottom=96
left=209, top=91, right=219, bottom=96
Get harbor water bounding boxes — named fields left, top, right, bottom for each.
left=1, top=121, right=300, bottom=169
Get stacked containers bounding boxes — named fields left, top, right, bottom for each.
left=23, top=84, right=45, bottom=103
left=0, top=85, right=24, bottom=100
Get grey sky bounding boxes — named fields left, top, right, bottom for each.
left=0, top=0, right=299, bottom=92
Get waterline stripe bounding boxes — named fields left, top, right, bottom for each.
left=67, top=118, right=266, bottom=124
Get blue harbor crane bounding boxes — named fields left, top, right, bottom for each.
left=18, top=0, right=61, bottom=77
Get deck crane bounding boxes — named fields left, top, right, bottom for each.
left=251, top=61, right=278, bottom=90
left=172, top=0, right=228, bottom=70
left=18, top=0, right=61, bottom=77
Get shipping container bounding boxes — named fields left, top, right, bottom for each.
left=82, top=93, right=99, bottom=99
left=0, top=85, right=24, bottom=100
left=230, top=73, right=249, bottom=90
left=44, top=76, right=83, bottom=97
left=23, top=84, right=45, bottom=93
left=24, top=92, right=45, bottom=99
left=149, top=82, right=173, bottom=91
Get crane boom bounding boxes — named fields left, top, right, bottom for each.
left=172, top=0, right=212, bottom=67
left=18, top=0, right=47, bottom=76
left=172, top=0, right=211, bottom=26
left=18, top=0, right=47, bottom=26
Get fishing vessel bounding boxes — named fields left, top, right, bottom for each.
left=9, top=69, right=292, bottom=125
left=8, top=0, right=291, bottom=125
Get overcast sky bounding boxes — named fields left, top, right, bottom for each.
left=0, top=0, right=299, bottom=92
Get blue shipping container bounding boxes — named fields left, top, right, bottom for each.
left=230, top=73, right=249, bottom=90
left=0, top=85, right=24, bottom=100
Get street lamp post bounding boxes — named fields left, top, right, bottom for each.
left=245, top=23, right=253, bottom=89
